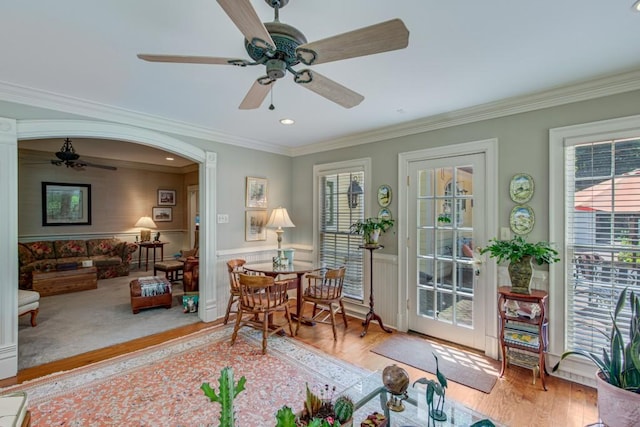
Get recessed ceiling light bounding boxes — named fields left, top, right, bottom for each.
left=633, top=0, right=640, bottom=11
left=166, top=157, right=174, bottom=161
left=280, top=118, right=295, bottom=125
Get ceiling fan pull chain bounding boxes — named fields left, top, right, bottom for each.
left=269, top=85, right=275, bottom=110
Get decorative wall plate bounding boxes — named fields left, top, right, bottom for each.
left=509, top=173, right=534, bottom=204
left=377, top=184, right=392, bottom=207
left=510, top=205, right=535, bottom=235
left=378, top=207, right=392, bottom=221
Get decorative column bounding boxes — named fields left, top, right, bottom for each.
left=199, top=151, right=218, bottom=322
left=0, top=117, right=18, bottom=380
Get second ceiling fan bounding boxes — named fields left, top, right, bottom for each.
left=137, top=0, right=409, bottom=110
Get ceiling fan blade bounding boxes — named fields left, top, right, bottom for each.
left=80, top=161, right=117, bottom=171
left=296, top=19, right=409, bottom=66
left=294, top=69, right=364, bottom=109
left=137, top=54, right=251, bottom=67
left=239, top=78, right=274, bottom=110
left=217, top=0, right=275, bottom=51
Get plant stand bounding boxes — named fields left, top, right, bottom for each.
left=360, top=244, right=393, bottom=337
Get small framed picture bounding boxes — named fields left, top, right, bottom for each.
left=246, top=177, right=267, bottom=208
left=158, top=189, right=176, bottom=206
left=245, top=210, right=267, bottom=241
left=152, top=207, right=173, bottom=222
left=377, top=184, right=392, bottom=207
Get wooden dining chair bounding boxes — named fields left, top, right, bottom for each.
left=224, top=259, right=246, bottom=324
left=295, top=266, right=347, bottom=340
left=230, top=273, right=294, bottom=354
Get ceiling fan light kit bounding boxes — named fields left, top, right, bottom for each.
left=50, top=138, right=117, bottom=171
left=137, top=0, right=409, bottom=110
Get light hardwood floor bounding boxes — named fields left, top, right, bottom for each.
left=2, top=314, right=598, bottom=427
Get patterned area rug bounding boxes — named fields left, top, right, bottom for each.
left=3, top=325, right=400, bottom=426
left=370, top=334, right=500, bottom=393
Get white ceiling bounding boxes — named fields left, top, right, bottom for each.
left=3, top=1, right=640, bottom=158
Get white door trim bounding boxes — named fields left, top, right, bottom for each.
left=397, top=139, right=499, bottom=357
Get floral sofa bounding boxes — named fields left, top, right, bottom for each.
left=18, top=239, right=138, bottom=289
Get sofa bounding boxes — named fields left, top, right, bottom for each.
left=18, top=238, right=138, bottom=289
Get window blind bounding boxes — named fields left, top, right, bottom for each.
left=319, top=171, right=365, bottom=301
left=565, top=137, right=640, bottom=353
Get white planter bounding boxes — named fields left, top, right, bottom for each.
left=596, top=370, right=640, bottom=427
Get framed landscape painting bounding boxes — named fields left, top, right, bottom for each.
left=42, top=182, right=91, bottom=226
left=152, top=207, right=173, bottom=222
left=246, top=177, right=267, bottom=208
left=158, top=189, right=176, bottom=206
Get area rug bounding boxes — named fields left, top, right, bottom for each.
left=370, top=334, right=500, bottom=393
left=3, top=325, right=420, bottom=426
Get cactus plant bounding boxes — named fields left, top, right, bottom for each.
left=275, top=406, right=297, bottom=427
left=333, top=395, right=354, bottom=423
left=201, top=366, right=247, bottom=427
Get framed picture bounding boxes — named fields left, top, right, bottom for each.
left=245, top=210, right=267, bottom=241
left=378, top=207, right=392, bottom=221
left=246, top=177, right=268, bottom=208
left=158, top=189, right=176, bottom=206
left=42, top=182, right=91, bottom=226
left=377, top=184, right=392, bottom=207
left=152, top=207, right=173, bottom=222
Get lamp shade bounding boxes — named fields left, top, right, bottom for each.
left=267, top=207, right=295, bottom=229
left=134, top=216, right=157, bottom=229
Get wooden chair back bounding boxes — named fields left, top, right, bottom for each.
left=304, top=266, right=346, bottom=302
left=226, top=259, right=247, bottom=295
left=237, top=273, right=289, bottom=312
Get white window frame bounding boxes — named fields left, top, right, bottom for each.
left=313, top=158, right=371, bottom=303
left=549, top=114, right=640, bottom=384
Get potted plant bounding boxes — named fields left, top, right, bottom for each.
left=349, top=217, right=395, bottom=245
left=552, top=288, right=640, bottom=427
left=479, top=236, right=559, bottom=294
left=277, top=383, right=355, bottom=427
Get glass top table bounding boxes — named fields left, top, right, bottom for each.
left=341, top=371, right=501, bottom=427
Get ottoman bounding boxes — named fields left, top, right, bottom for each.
left=153, top=260, right=184, bottom=282
left=18, top=290, right=40, bottom=327
left=130, top=276, right=173, bottom=314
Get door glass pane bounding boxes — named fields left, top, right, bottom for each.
left=415, top=164, right=476, bottom=328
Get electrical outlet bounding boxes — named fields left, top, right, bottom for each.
left=217, top=214, right=229, bottom=224
left=500, top=227, right=511, bottom=240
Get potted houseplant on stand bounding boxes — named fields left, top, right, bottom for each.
left=479, top=236, right=559, bottom=294
left=553, top=288, right=640, bottom=427
left=350, top=217, right=395, bottom=246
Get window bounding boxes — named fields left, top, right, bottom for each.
left=564, top=137, right=640, bottom=353
left=314, top=159, right=370, bottom=301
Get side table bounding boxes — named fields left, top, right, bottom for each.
left=360, top=244, right=393, bottom=337
left=138, top=241, right=168, bottom=271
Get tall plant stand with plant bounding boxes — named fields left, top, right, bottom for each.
left=360, top=245, right=393, bottom=337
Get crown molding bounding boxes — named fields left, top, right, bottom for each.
left=0, top=80, right=291, bottom=156
left=2, top=68, right=640, bottom=159
left=291, top=68, right=640, bottom=157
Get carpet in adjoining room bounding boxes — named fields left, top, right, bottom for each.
left=18, top=270, right=201, bottom=370
left=370, top=334, right=500, bottom=393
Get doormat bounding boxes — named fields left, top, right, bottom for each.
left=370, top=334, right=500, bottom=393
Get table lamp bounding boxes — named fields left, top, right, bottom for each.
left=267, top=207, right=295, bottom=252
left=135, top=216, right=157, bottom=242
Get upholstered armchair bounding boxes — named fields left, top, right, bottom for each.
left=182, top=257, right=199, bottom=293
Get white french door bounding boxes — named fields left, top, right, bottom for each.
left=407, top=152, right=487, bottom=349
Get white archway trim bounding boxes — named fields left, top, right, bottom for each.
left=17, top=120, right=206, bottom=163
left=0, top=117, right=18, bottom=379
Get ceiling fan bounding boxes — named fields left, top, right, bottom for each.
left=137, top=0, right=409, bottom=110
left=51, top=138, right=117, bottom=171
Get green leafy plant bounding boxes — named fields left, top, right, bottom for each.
left=275, top=406, right=297, bottom=427
left=293, top=383, right=350, bottom=426
left=349, top=217, right=395, bottom=244
left=436, top=214, right=452, bottom=223
left=479, top=236, right=560, bottom=265
left=201, top=367, right=247, bottom=427
left=552, top=288, right=640, bottom=393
